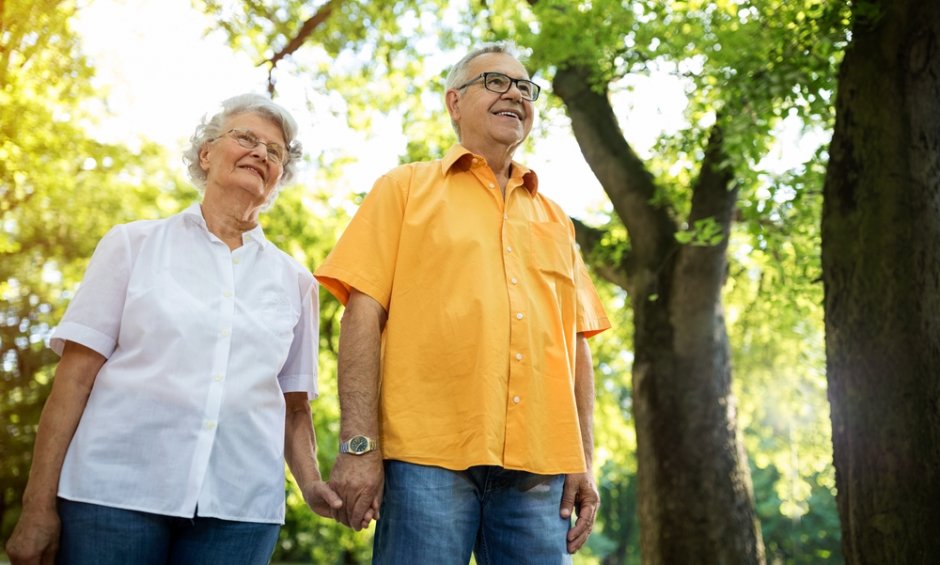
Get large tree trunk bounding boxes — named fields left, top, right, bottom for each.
left=821, top=1, right=940, bottom=563
left=555, top=66, right=764, bottom=564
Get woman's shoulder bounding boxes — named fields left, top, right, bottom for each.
left=266, top=244, right=315, bottom=285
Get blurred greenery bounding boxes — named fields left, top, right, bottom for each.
left=2, top=0, right=847, bottom=563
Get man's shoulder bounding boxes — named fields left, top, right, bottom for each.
left=383, top=157, right=444, bottom=180
left=533, top=191, right=574, bottom=226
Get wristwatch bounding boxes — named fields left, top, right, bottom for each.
left=339, top=435, right=379, bottom=455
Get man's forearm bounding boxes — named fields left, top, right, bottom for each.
left=337, top=290, right=387, bottom=439
left=574, top=333, right=595, bottom=470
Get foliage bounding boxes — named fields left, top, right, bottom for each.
left=0, top=0, right=856, bottom=562
left=191, top=0, right=853, bottom=561
left=0, top=0, right=193, bottom=539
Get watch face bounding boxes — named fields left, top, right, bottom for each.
left=350, top=436, right=369, bottom=453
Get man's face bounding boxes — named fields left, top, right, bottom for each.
left=448, top=53, right=535, bottom=152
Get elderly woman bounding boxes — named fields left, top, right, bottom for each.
left=6, top=93, right=340, bottom=565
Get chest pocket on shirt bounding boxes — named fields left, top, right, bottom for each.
left=254, top=290, right=298, bottom=340
left=530, top=222, right=575, bottom=281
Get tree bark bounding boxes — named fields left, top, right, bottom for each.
left=822, top=1, right=940, bottom=563
left=555, top=65, right=765, bottom=564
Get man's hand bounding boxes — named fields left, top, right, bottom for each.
left=328, top=452, right=384, bottom=531
left=6, top=506, right=60, bottom=565
left=559, top=471, right=600, bottom=554
left=301, top=480, right=344, bottom=519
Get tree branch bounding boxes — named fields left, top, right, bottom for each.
left=572, top=217, right=631, bottom=290
left=264, top=0, right=341, bottom=93
left=670, top=124, right=737, bottom=313
left=553, top=64, right=677, bottom=276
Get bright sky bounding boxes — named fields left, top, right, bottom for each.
left=72, top=0, right=820, bottom=220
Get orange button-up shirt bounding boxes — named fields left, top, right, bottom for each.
left=315, top=145, right=611, bottom=474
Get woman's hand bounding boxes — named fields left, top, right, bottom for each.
left=6, top=505, right=60, bottom=565
left=301, top=480, right=344, bottom=519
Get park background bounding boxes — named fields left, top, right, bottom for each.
left=3, top=1, right=938, bottom=564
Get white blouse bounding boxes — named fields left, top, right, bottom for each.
left=51, top=203, right=318, bottom=524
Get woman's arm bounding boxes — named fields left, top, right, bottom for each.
left=283, top=392, right=342, bottom=519
left=6, top=341, right=106, bottom=565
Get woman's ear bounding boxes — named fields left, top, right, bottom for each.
left=198, top=143, right=211, bottom=172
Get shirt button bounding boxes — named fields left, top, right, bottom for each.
left=511, top=277, right=518, bottom=285
left=504, top=214, right=509, bottom=220
left=220, top=329, right=231, bottom=337
left=233, top=258, right=240, bottom=265
left=223, top=289, right=233, bottom=298
left=515, top=353, right=523, bottom=361
left=205, top=421, right=216, bottom=430
left=213, top=373, right=224, bottom=382
left=506, top=246, right=513, bottom=253
left=515, top=312, right=524, bottom=320
left=488, top=183, right=496, bottom=189
left=512, top=395, right=521, bottom=404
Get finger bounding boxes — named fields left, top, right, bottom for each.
left=42, top=544, right=59, bottom=565
left=567, top=527, right=591, bottom=554
left=319, top=484, right=344, bottom=510
left=566, top=502, right=597, bottom=544
left=558, top=478, right=578, bottom=519
left=350, top=495, right=375, bottom=532
left=360, top=510, right=373, bottom=530
left=335, top=501, right=354, bottom=528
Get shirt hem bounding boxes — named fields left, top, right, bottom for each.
left=56, top=493, right=285, bottom=525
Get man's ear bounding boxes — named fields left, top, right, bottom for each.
left=445, top=89, right=461, bottom=123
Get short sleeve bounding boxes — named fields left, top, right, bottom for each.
left=277, top=276, right=319, bottom=399
left=571, top=227, right=611, bottom=338
left=315, top=173, right=407, bottom=308
left=51, top=225, right=132, bottom=357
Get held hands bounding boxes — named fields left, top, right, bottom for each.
left=559, top=471, right=600, bottom=554
left=5, top=506, right=61, bottom=565
left=328, top=452, right=384, bottom=531
left=301, top=480, right=343, bottom=519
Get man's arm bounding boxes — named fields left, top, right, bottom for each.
left=6, top=341, right=105, bottom=565
left=328, top=288, right=387, bottom=531
left=559, top=333, right=600, bottom=554
left=283, top=392, right=342, bottom=519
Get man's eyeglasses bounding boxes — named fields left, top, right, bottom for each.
left=455, top=72, right=541, bottom=102
left=218, top=128, right=289, bottom=165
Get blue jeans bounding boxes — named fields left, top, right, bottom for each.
left=57, top=498, right=280, bottom=565
left=373, top=461, right=572, bottom=565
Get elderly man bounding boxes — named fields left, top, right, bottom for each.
left=315, top=43, right=611, bottom=564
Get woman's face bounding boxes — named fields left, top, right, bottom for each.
left=199, top=112, right=287, bottom=206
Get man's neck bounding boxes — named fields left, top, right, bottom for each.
left=466, top=143, right=517, bottom=195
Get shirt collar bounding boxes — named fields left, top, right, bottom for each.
left=181, top=202, right=268, bottom=249
left=442, top=144, right=539, bottom=195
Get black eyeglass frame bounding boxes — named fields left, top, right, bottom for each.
left=455, top=72, right=541, bottom=101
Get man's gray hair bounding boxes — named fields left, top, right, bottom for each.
left=444, top=42, right=525, bottom=138
left=182, top=93, right=303, bottom=209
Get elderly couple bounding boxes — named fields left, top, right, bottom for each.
left=6, top=43, right=610, bottom=565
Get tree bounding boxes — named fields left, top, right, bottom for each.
left=0, top=0, right=184, bottom=539
left=821, top=0, right=940, bottom=562
left=198, top=0, right=848, bottom=562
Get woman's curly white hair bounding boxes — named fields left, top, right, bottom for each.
left=182, top=93, right=303, bottom=209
